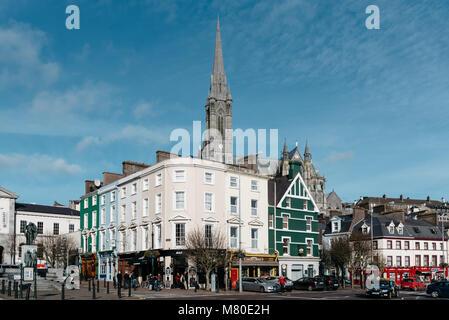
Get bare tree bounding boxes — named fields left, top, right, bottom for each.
left=329, top=237, right=351, bottom=288
left=319, top=247, right=333, bottom=275
left=185, top=227, right=227, bottom=291
left=349, top=232, right=372, bottom=288
left=4, top=234, right=16, bottom=263
left=38, top=233, right=77, bottom=268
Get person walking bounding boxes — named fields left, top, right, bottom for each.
left=156, top=273, right=162, bottom=291
left=279, top=274, right=286, bottom=294
left=117, top=271, right=122, bottom=289
left=124, top=272, right=129, bottom=289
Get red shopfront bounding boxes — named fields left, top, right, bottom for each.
left=383, top=266, right=448, bottom=285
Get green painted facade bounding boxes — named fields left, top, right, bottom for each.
left=80, top=193, right=99, bottom=252
left=268, top=161, right=319, bottom=259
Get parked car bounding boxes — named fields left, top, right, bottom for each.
left=366, top=279, right=400, bottom=299
left=401, top=278, right=426, bottom=291
left=264, top=276, right=293, bottom=291
left=293, top=276, right=325, bottom=291
left=426, top=280, right=449, bottom=298
left=241, top=277, right=280, bottom=293
left=337, top=277, right=351, bottom=286
left=322, top=275, right=339, bottom=290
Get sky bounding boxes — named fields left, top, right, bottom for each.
left=0, top=0, right=448, bottom=205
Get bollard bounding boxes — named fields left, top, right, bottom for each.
left=92, top=279, right=96, bottom=299
left=1, top=279, right=5, bottom=294
left=14, top=282, right=18, bottom=298
left=88, top=279, right=91, bottom=291
left=8, top=281, right=11, bottom=296
left=97, top=280, right=99, bottom=293
left=118, top=282, right=121, bottom=298
left=107, top=281, right=110, bottom=294
left=61, top=283, right=65, bottom=300
left=128, top=282, right=131, bottom=297
left=104, top=278, right=106, bottom=288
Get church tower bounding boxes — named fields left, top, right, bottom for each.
left=202, top=17, right=233, bottom=164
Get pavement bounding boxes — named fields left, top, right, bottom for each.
left=0, top=282, right=447, bottom=300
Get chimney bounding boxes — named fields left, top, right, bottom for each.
left=427, top=195, right=431, bottom=202
left=350, top=207, right=367, bottom=232
left=85, top=180, right=96, bottom=194
left=400, top=194, right=403, bottom=201
left=382, top=194, right=386, bottom=199
left=103, top=172, right=124, bottom=185
left=122, top=161, right=151, bottom=176
left=156, top=151, right=181, bottom=163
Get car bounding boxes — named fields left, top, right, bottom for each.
left=366, top=279, right=400, bottom=299
left=293, top=276, right=325, bottom=291
left=263, top=276, right=293, bottom=291
left=401, top=278, right=426, bottom=291
left=426, top=280, right=449, bottom=298
left=322, top=275, right=339, bottom=290
left=241, top=277, right=280, bottom=293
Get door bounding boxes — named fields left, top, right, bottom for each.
left=291, top=264, right=304, bottom=281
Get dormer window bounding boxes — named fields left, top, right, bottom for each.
left=361, top=223, right=370, bottom=235
left=331, top=218, right=341, bottom=233
left=397, top=223, right=404, bottom=235
left=388, top=221, right=395, bottom=234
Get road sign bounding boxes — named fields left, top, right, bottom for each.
left=281, top=264, right=287, bottom=270
left=23, top=267, right=34, bottom=281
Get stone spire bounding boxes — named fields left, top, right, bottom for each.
left=213, top=16, right=224, bottom=75
left=283, top=138, right=288, bottom=156
left=209, top=16, right=229, bottom=101
left=304, top=139, right=311, bottom=162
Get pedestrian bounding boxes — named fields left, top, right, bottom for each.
left=117, top=271, right=122, bottom=288
left=279, top=274, right=286, bottom=293
left=124, top=272, right=129, bottom=289
left=156, top=273, right=162, bottom=291
left=175, top=273, right=180, bottom=288
left=180, top=273, right=185, bottom=290
left=183, top=272, right=188, bottom=290
left=193, top=277, right=199, bottom=292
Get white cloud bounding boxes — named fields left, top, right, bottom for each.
left=0, top=22, right=59, bottom=88
left=133, top=101, right=154, bottom=118
left=75, top=125, right=168, bottom=151
left=325, top=150, right=354, bottom=163
left=0, top=153, right=83, bottom=175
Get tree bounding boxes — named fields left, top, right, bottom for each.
left=329, top=237, right=352, bottom=288
left=38, top=233, right=77, bottom=268
left=185, top=227, right=227, bottom=291
left=4, top=234, right=16, bottom=264
left=319, top=247, right=333, bottom=275
left=349, top=232, right=372, bottom=288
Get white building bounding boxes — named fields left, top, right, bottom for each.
left=0, top=186, right=80, bottom=265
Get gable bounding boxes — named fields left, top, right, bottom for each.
left=0, top=187, right=18, bottom=199
left=277, top=172, right=319, bottom=212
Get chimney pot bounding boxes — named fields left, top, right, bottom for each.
left=382, top=194, right=386, bottom=199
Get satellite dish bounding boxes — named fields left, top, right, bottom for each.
left=94, top=179, right=101, bottom=187
left=218, top=144, right=223, bottom=150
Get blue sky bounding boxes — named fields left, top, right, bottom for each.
left=1, top=0, right=448, bottom=205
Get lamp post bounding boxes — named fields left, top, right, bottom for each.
left=238, top=161, right=242, bottom=293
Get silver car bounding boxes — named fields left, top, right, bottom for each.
left=241, top=277, right=280, bottom=293
left=264, top=276, right=293, bottom=291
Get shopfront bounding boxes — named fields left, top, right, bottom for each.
left=229, top=253, right=279, bottom=289
left=97, top=251, right=116, bottom=281
left=383, top=266, right=449, bottom=285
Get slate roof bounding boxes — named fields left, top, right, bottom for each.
left=323, top=214, right=354, bottom=235
left=15, top=202, right=80, bottom=217
left=268, top=176, right=292, bottom=206
left=357, top=196, right=443, bottom=207
left=348, top=214, right=443, bottom=240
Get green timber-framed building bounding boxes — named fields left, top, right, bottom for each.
left=268, top=160, right=320, bottom=280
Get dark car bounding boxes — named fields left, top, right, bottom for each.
left=322, top=275, right=339, bottom=290
left=426, top=280, right=449, bottom=298
left=366, top=279, right=400, bottom=299
left=293, top=276, right=325, bottom=291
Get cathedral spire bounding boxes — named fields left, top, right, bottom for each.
left=213, top=16, right=225, bottom=75
left=283, top=138, right=288, bottom=155
left=304, top=139, right=312, bottom=162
